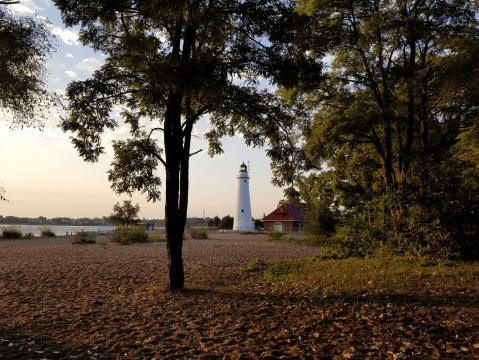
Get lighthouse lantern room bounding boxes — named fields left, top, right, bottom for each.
left=233, top=162, right=254, bottom=231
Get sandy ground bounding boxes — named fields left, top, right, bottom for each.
left=1, top=233, right=478, bottom=360
left=0, top=233, right=320, bottom=359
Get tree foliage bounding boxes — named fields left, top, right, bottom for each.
left=55, top=0, right=310, bottom=290
left=284, top=0, right=479, bottom=258
left=207, top=215, right=221, bottom=227
left=219, top=215, right=234, bottom=229
left=0, top=4, right=59, bottom=128
left=110, top=200, right=140, bottom=229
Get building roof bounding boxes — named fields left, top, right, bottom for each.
left=262, top=204, right=305, bottom=222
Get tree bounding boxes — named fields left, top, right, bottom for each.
left=110, top=200, right=140, bottom=229
left=218, top=215, right=234, bottom=229
left=0, top=3, right=59, bottom=128
left=253, top=218, right=264, bottom=230
left=54, top=0, right=312, bottom=290
left=1, top=3, right=59, bottom=202
left=283, top=0, right=479, bottom=255
left=297, top=172, right=338, bottom=237
left=207, top=215, right=221, bottom=227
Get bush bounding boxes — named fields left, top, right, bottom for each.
left=1, top=226, right=22, bottom=239
left=71, top=230, right=96, bottom=244
left=23, top=232, right=34, bottom=239
left=189, top=228, right=208, bottom=239
left=267, top=230, right=283, bottom=241
left=40, top=227, right=55, bottom=237
left=114, top=226, right=149, bottom=244
left=149, top=233, right=164, bottom=242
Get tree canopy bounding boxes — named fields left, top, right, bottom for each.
left=282, top=0, right=479, bottom=258
left=110, top=200, right=141, bottom=229
left=0, top=4, right=59, bottom=128
left=55, top=0, right=315, bottom=290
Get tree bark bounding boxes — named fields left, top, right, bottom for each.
left=164, top=89, right=186, bottom=291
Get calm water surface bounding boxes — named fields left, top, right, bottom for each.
left=0, top=225, right=117, bottom=237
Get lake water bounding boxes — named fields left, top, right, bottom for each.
left=0, top=225, right=117, bottom=237
left=0, top=224, right=167, bottom=237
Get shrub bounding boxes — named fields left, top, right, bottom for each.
left=267, top=230, right=283, bottom=241
left=40, top=227, right=55, bottom=237
left=1, top=226, right=22, bottom=239
left=149, top=233, right=165, bottom=242
left=108, top=234, right=120, bottom=243
left=23, top=232, right=34, bottom=239
left=189, top=228, right=208, bottom=239
left=71, top=230, right=96, bottom=244
left=115, top=226, right=149, bottom=244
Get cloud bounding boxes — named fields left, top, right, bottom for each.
left=66, top=54, right=74, bottom=58
left=51, top=26, right=80, bottom=46
left=65, top=70, right=77, bottom=78
left=54, top=79, right=60, bottom=82
left=75, top=58, right=103, bottom=72
left=11, top=0, right=43, bottom=14
left=322, top=54, right=334, bottom=65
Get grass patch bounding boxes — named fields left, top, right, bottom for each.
left=112, top=226, right=149, bottom=244
left=22, top=232, right=34, bottom=239
left=189, top=228, right=208, bottom=239
left=40, top=227, right=55, bottom=237
left=1, top=226, right=23, bottom=239
left=148, top=233, right=165, bottom=242
left=241, top=256, right=479, bottom=301
left=263, top=234, right=321, bottom=245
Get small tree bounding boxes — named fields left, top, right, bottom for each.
left=218, top=215, right=234, bottom=229
left=110, top=200, right=140, bottom=229
left=254, top=219, right=264, bottom=230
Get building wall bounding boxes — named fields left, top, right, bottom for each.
left=264, top=221, right=273, bottom=232
left=264, top=221, right=302, bottom=234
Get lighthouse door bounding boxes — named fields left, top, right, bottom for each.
left=274, top=222, right=282, bottom=233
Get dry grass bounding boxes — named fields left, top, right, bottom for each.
left=241, top=256, right=479, bottom=303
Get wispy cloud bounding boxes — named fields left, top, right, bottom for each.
left=51, top=26, right=79, bottom=46
left=66, top=54, right=74, bottom=58
left=11, top=0, right=43, bottom=14
left=75, top=58, right=103, bottom=72
left=65, top=70, right=77, bottom=78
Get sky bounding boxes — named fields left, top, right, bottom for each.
left=0, top=0, right=285, bottom=220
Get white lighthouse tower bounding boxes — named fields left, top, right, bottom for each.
left=233, top=162, right=254, bottom=231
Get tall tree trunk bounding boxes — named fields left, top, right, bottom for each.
left=164, top=90, right=185, bottom=291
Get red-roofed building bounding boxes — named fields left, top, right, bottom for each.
left=262, top=203, right=305, bottom=234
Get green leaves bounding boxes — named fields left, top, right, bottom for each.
left=284, top=0, right=479, bottom=258
left=108, top=135, right=162, bottom=202
left=110, top=200, right=141, bottom=229
left=0, top=5, right=60, bottom=129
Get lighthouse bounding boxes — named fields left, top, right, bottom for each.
left=233, top=162, right=254, bottom=231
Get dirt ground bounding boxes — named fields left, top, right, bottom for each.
left=0, top=233, right=478, bottom=359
